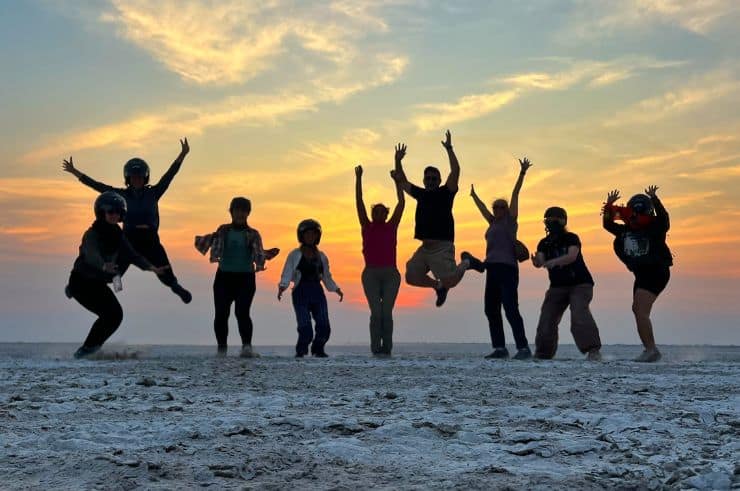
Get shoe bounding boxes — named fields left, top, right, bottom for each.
left=460, top=252, right=485, bottom=273
left=216, top=345, right=227, bottom=357
left=485, top=347, right=509, bottom=359
left=171, top=283, right=192, bottom=304
left=73, top=345, right=101, bottom=359
left=513, top=346, right=532, bottom=360
left=239, top=345, right=260, bottom=358
left=64, top=285, right=73, bottom=299
left=586, top=348, right=602, bottom=362
left=634, top=349, right=661, bottom=363
left=434, top=284, right=449, bottom=307
left=295, top=353, right=305, bottom=358
left=313, top=351, right=329, bottom=358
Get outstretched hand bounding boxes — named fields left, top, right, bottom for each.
left=355, top=165, right=363, bottom=178
left=518, top=157, right=532, bottom=173
left=605, top=189, right=621, bottom=205
left=395, top=143, right=407, bottom=163
left=441, top=130, right=453, bottom=151
left=179, top=137, right=189, bottom=156
left=62, top=157, right=76, bottom=174
left=645, top=185, right=659, bottom=198
left=265, top=248, right=280, bottom=260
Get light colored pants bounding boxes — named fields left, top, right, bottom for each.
left=361, top=267, right=401, bottom=354
left=534, top=284, right=602, bottom=359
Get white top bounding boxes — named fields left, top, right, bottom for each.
left=278, top=248, right=340, bottom=292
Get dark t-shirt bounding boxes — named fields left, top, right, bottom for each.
left=537, top=232, right=594, bottom=287
left=409, top=184, right=456, bottom=241
left=297, top=254, right=322, bottom=283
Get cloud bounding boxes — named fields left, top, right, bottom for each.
left=412, top=57, right=683, bottom=131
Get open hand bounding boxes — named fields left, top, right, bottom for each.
left=62, top=157, right=76, bottom=174
left=605, top=189, right=621, bottom=205
left=395, top=143, right=407, bottom=163
left=180, top=137, right=189, bottom=156
left=518, top=157, right=532, bottom=173
left=441, top=130, right=453, bottom=151
left=644, top=185, right=659, bottom=198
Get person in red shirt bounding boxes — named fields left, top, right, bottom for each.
left=354, top=143, right=406, bottom=356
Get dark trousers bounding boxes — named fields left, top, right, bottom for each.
left=292, top=281, right=331, bottom=356
left=213, top=270, right=256, bottom=347
left=68, top=272, right=123, bottom=348
left=534, top=284, right=602, bottom=359
left=361, top=267, right=401, bottom=354
left=484, top=263, right=528, bottom=350
left=120, top=228, right=178, bottom=287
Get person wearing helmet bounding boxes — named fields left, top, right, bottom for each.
left=465, top=157, right=533, bottom=360
left=66, top=192, right=169, bottom=359
left=278, top=219, right=343, bottom=357
left=354, top=143, right=406, bottom=356
left=390, top=130, right=470, bottom=307
left=531, top=207, right=602, bottom=361
left=603, top=186, right=672, bottom=363
left=61, top=138, right=192, bottom=304
left=194, top=197, right=280, bottom=357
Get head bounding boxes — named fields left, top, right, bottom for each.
left=94, top=191, right=127, bottom=225
left=492, top=199, right=509, bottom=220
left=543, top=206, right=567, bottom=235
left=422, top=166, right=442, bottom=190
left=229, top=197, right=251, bottom=224
left=297, top=219, right=322, bottom=247
left=371, top=203, right=390, bottom=223
left=625, top=194, right=655, bottom=229
left=124, top=158, right=150, bottom=189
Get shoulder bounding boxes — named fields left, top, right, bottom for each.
left=564, top=232, right=581, bottom=244
left=536, top=237, right=548, bottom=250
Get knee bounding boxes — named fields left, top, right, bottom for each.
left=109, top=306, right=123, bottom=327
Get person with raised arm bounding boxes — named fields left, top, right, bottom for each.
left=602, top=186, right=673, bottom=362
left=354, top=144, right=406, bottom=356
left=464, top=158, right=533, bottom=360
left=391, top=130, right=471, bottom=307
left=62, top=139, right=192, bottom=303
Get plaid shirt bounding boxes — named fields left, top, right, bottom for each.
left=195, top=224, right=268, bottom=271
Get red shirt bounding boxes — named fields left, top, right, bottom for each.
left=362, top=221, right=398, bottom=268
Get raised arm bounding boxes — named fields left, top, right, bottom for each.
left=470, top=184, right=494, bottom=223
left=354, top=165, right=370, bottom=228
left=392, top=142, right=413, bottom=194
left=388, top=173, right=406, bottom=227
left=509, top=157, right=532, bottom=219
left=442, top=130, right=460, bottom=192
left=153, top=138, right=189, bottom=198
left=62, top=156, right=115, bottom=193
left=645, top=185, right=669, bottom=231
left=602, top=189, right=626, bottom=236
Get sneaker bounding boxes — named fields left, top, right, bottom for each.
left=171, top=283, right=192, bottom=304
left=64, top=285, right=73, bottom=299
left=513, top=346, right=532, bottom=360
left=73, top=345, right=101, bottom=359
left=239, top=345, right=260, bottom=358
left=434, top=284, right=449, bottom=307
left=634, top=349, right=661, bottom=363
left=586, top=348, right=602, bottom=362
left=460, top=252, right=485, bottom=273
left=484, top=347, right=509, bottom=359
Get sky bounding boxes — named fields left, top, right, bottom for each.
left=1, top=0, right=739, bottom=346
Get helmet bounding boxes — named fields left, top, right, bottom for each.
left=544, top=206, right=567, bottom=223
left=627, top=194, right=654, bottom=215
left=124, top=158, right=150, bottom=185
left=94, top=191, right=127, bottom=222
left=297, top=219, right=322, bottom=245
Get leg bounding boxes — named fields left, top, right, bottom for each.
left=292, top=285, right=314, bottom=356
left=568, top=284, right=602, bottom=354
left=405, top=246, right=437, bottom=288
left=534, top=287, right=569, bottom=359
left=309, top=286, right=331, bottom=355
left=380, top=268, right=401, bottom=354
left=633, top=288, right=658, bottom=350
left=69, top=275, right=124, bottom=348
left=498, top=265, right=529, bottom=350
left=430, top=242, right=465, bottom=289
left=213, top=270, right=234, bottom=349
left=361, top=268, right=383, bottom=354
left=484, top=267, right=505, bottom=349
left=234, top=273, right=256, bottom=346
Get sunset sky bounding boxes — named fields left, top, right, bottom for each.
left=2, top=1, right=739, bottom=346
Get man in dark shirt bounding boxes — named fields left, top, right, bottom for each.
left=62, top=138, right=192, bottom=303
left=531, top=207, right=602, bottom=360
left=391, top=130, right=470, bottom=307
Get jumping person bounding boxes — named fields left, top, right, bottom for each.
left=354, top=145, right=405, bottom=356
left=67, top=192, right=169, bottom=358
left=391, top=130, right=469, bottom=307
left=465, top=158, right=533, bottom=360
left=62, top=138, right=192, bottom=303
left=602, top=186, right=672, bottom=362
left=195, top=197, right=280, bottom=357
left=531, top=207, right=602, bottom=361
left=278, top=220, right=343, bottom=358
